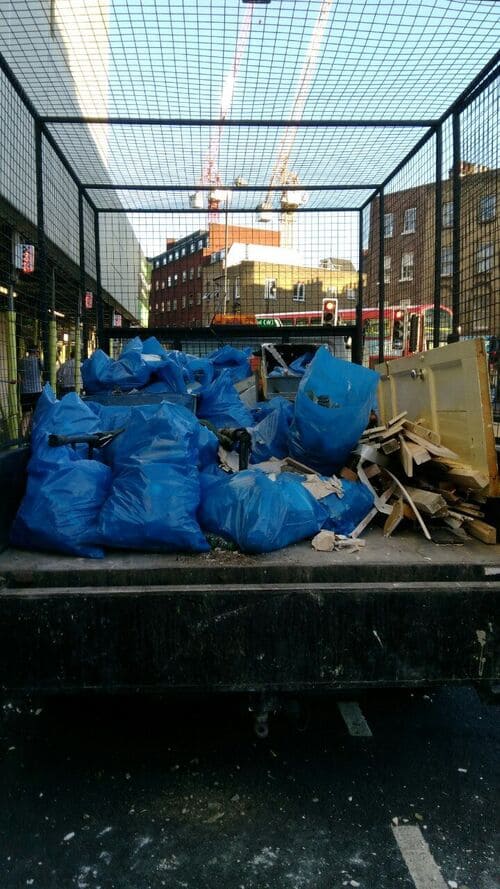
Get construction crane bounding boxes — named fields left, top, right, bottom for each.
left=257, top=0, right=334, bottom=247
left=190, top=5, right=254, bottom=215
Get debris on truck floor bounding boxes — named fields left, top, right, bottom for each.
left=351, top=412, right=497, bottom=545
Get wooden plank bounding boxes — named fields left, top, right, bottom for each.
left=404, top=440, right=432, bottom=466
left=405, top=487, right=448, bottom=516
left=403, top=419, right=441, bottom=446
left=398, top=435, right=414, bottom=478
left=467, top=519, right=497, bottom=545
left=379, top=467, right=432, bottom=541
left=388, top=410, right=408, bottom=426
left=403, top=429, right=459, bottom=460
left=381, top=438, right=400, bottom=455
left=350, top=506, right=378, bottom=539
left=432, top=459, right=489, bottom=492
left=383, top=499, right=406, bottom=537
left=340, top=467, right=358, bottom=482
left=364, top=463, right=381, bottom=479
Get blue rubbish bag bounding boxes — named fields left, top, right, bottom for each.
left=289, top=346, right=379, bottom=474
left=199, top=469, right=327, bottom=553
left=81, top=348, right=152, bottom=393
left=250, top=396, right=294, bottom=425
left=94, top=462, right=209, bottom=553
left=11, top=454, right=112, bottom=558
left=208, top=345, right=252, bottom=383
left=197, top=369, right=253, bottom=429
left=250, top=400, right=293, bottom=463
left=153, top=354, right=189, bottom=393
left=30, top=387, right=103, bottom=468
left=321, top=479, right=375, bottom=535
left=110, top=402, right=200, bottom=470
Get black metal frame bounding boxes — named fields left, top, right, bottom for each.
left=0, top=46, right=498, bottom=364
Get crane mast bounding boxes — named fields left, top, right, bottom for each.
left=190, top=6, right=254, bottom=216
left=258, top=0, right=334, bottom=247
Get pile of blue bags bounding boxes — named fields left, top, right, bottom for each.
left=12, top=343, right=379, bottom=557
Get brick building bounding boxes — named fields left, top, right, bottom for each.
left=364, top=165, right=499, bottom=337
left=149, top=223, right=280, bottom=327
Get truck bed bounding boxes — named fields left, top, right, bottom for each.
left=1, top=531, right=499, bottom=695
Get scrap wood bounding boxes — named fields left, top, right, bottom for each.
left=383, top=499, right=406, bottom=537
left=357, top=461, right=393, bottom=515
left=340, top=466, right=358, bottom=482
left=398, top=434, right=414, bottom=478
left=405, top=441, right=432, bottom=466
left=464, top=518, right=497, bottom=545
left=350, top=507, right=378, bottom=539
left=403, top=429, right=459, bottom=460
left=388, top=410, right=408, bottom=426
left=381, top=438, right=400, bottom=455
left=431, top=459, right=489, bottom=492
left=405, top=486, right=448, bottom=516
left=380, top=467, right=432, bottom=541
left=402, top=419, right=441, bottom=446
left=364, top=463, right=381, bottom=479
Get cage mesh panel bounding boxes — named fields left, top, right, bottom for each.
left=42, top=138, right=80, bottom=267
left=0, top=68, right=36, bottom=225
left=47, top=123, right=425, bottom=196
left=1, top=1, right=498, bottom=120
left=89, top=189, right=373, bottom=214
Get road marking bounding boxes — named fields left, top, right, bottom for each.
left=392, top=825, right=448, bottom=889
left=337, top=701, right=372, bottom=737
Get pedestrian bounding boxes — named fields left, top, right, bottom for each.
left=18, top=345, right=43, bottom=435
left=57, top=349, right=78, bottom=397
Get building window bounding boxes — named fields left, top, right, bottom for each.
left=155, top=304, right=159, bottom=311
left=476, top=244, right=493, bottom=273
left=264, top=278, right=277, bottom=299
left=197, top=266, right=201, bottom=278
left=189, top=298, right=193, bottom=308
left=167, top=301, right=171, bottom=312
left=189, top=267, right=194, bottom=280
left=167, top=275, right=172, bottom=288
left=441, top=246, right=453, bottom=277
left=479, top=194, right=496, bottom=223
left=168, top=253, right=173, bottom=263
left=182, top=270, right=187, bottom=282
left=190, top=242, right=196, bottom=254
left=173, top=274, right=178, bottom=285
left=174, top=250, right=179, bottom=260
left=155, top=260, right=160, bottom=269
left=161, top=302, right=164, bottom=312
left=162, top=256, right=167, bottom=265
left=345, top=287, right=357, bottom=301
left=400, top=252, right=414, bottom=281
left=233, top=277, right=240, bottom=301
left=402, top=207, right=416, bottom=234
left=173, top=299, right=177, bottom=310
left=293, top=282, right=305, bottom=301
left=181, top=247, right=186, bottom=257
left=182, top=296, right=186, bottom=309
left=384, top=256, right=391, bottom=284
left=198, top=239, right=203, bottom=250
left=161, top=280, right=165, bottom=289
left=442, top=201, right=453, bottom=229
left=384, top=213, right=394, bottom=238
left=155, top=280, right=159, bottom=291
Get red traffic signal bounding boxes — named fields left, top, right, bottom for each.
left=321, top=297, right=337, bottom=325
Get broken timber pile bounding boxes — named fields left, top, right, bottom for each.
left=356, top=411, right=497, bottom=545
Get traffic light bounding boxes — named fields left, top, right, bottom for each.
left=321, top=297, right=337, bottom=325
left=392, top=310, right=404, bottom=349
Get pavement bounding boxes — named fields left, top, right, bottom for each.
left=0, top=687, right=499, bottom=889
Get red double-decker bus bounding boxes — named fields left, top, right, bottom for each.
left=255, top=304, right=453, bottom=360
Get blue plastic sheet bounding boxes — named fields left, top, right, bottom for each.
left=289, top=347, right=379, bottom=474
left=321, top=479, right=375, bottom=535
left=11, top=455, right=111, bottom=558
left=288, top=351, right=315, bottom=375
left=250, top=396, right=294, bottom=425
left=250, top=400, right=293, bottom=463
left=199, top=469, right=326, bottom=553
left=95, top=463, right=208, bottom=553
left=197, top=369, right=253, bottom=429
